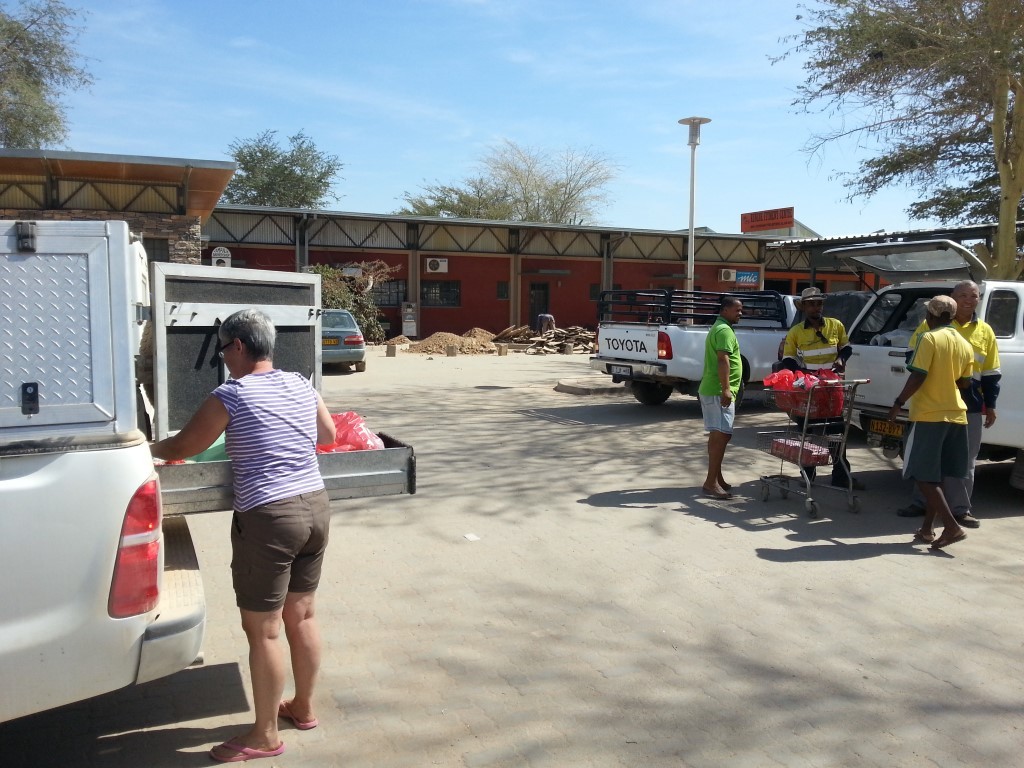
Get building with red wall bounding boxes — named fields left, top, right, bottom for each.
left=201, top=206, right=771, bottom=337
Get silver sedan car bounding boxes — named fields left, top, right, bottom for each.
left=321, top=309, right=367, bottom=371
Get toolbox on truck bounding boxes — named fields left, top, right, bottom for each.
left=146, top=263, right=415, bottom=513
left=1, top=221, right=147, bottom=437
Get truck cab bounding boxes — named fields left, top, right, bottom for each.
left=825, top=240, right=1023, bottom=461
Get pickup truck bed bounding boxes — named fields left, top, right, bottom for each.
left=157, top=433, right=416, bottom=514
left=590, top=289, right=798, bottom=405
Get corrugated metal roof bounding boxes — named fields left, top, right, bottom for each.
left=213, top=203, right=762, bottom=242
left=766, top=221, right=1004, bottom=250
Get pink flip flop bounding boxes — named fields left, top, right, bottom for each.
left=278, top=700, right=319, bottom=730
left=209, top=740, right=285, bottom=763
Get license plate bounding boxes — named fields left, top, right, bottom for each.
left=610, top=364, right=632, bottom=377
left=869, top=418, right=904, bottom=438
left=323, top=338, right=339, bottom=346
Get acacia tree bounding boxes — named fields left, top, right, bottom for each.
left=0, top=0, right=91, bottom=148
left=398, top=175, right=515, bottom=220
left=398, top=139, right=617, bottom=225
left=780, top=0, right=1024, bottom=278
left=222, top=130, right=343, bottom=208
left=307, top=260, right=399, bottom=343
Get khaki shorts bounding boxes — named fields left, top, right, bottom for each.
left=230, top=488, right=330, bottom=612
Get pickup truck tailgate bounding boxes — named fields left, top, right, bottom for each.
left=597, top=326, right=660, bottom=362
left=157, top=432, right=415, bottom=514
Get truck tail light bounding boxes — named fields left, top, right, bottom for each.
left=343, top=334, right=364, bottom=346
left=109, top=475, right=162, bottom=618
left=657, top=331, right=673, bottom=360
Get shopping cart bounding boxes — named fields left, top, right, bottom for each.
left=757, top=377, right=869, bottom=518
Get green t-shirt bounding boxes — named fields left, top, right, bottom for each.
left=699, top=317, right=741, bottom=396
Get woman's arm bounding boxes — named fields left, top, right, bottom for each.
left=315, top=393, right=336, bottom=445
left=151, top=395, right=230, bottom=460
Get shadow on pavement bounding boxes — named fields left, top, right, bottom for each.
left=0, top=663, right=249, bottom=768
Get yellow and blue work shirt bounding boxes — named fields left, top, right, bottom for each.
left=909, top=315, right=1000, bottom=413
left=782, top=317, right=850, bottom=369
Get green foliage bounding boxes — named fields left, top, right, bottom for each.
left=779, top=0, right=1024, bottom=274
left=307, top=260, right=399, bottom=343
left=397, top=139, right=617, bottom=225
left=222, top=130, right=343, bottom=208
left=0, top=0, right=92, bottom=148
left=399, top=175, right=516, bottom=220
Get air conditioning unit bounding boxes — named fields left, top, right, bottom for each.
left=718, top=268, right=737, bottom=282
left=425, top=257, right=449, bottom=274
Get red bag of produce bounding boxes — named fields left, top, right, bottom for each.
left=801, top=369, right=845, bottom=419
left=317, top=411, right=385, bottom=453
left=766, top=369, right=844, bottom=419
left=763, top=369, right=801, bottom=412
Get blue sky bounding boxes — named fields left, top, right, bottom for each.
left=64, top=0, right=939, bottom=236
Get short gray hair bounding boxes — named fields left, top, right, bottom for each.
left=218, top=308, right=276, bottom=361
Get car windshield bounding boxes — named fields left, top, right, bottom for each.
left=323, top=312, right=358, bottom=330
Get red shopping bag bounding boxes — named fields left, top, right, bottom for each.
left=317, top=411, right=385, bottom=453
left=802, top=369, right=845, bottom=419
left=764, top=369, right=844, bottom=419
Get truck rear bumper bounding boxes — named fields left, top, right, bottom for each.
left=589, top=357, right=667, bottom=380
left=136, top=515, right=205, bottom=684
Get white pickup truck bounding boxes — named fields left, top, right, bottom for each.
left=590, top=289, right=798, bottom=405
left=0, top=220, right=415, bottom=724
left=828, top=239, right=1023, bottom=463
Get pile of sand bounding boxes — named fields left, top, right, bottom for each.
left=407, top=331, right=496, bottom=355
left=461, top=327, right=496, bottom=341
left=386, top=335, right=412, bottom=345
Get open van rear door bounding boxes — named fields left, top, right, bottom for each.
left=822, top=239, right=987, bottom=284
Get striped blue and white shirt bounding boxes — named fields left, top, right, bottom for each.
left=213, top=370, right=324, bottom=513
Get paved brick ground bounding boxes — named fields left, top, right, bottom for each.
left=3, top=348, right=1023, bottom=767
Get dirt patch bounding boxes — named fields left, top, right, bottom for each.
left=386, top=334, right=412, bottom=345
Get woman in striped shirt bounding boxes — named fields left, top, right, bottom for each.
left=152, top=308, right=336, bottom=762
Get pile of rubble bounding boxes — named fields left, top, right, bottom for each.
left=392, top=325, right=594, bottom=356
left=407, top=331, right=496, bottom=355
left=462, top=327, right=496, bottom=342
left=493, top=325, right=597, bottom=355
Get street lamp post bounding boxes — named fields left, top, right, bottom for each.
left=679, top=116, right=711, bottom=294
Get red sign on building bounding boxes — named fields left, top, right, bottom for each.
left=740, top=207, right=795, bottom=233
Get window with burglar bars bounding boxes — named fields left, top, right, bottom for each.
left=421, top=280, right=461, bottom=307
left=371, top=279, right=406, bottom=307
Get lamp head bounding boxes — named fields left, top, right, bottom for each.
left=678, top=116, right=711, bottom=146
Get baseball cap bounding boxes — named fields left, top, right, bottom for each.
left=799, top=287, right=825, bottom=302
left=926, top=295, right=957, bottom=317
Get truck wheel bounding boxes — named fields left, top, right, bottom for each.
left=630, top=381, right=673, bottom=405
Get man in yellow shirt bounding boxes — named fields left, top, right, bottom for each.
left=895, top=281, right=1000, bottom=527
left=887, top=295, right=974, bottom=550
left=780, top=287, right=862, bottom=489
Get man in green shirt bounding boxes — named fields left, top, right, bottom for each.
left=699, top=295, right=743, bottom=499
